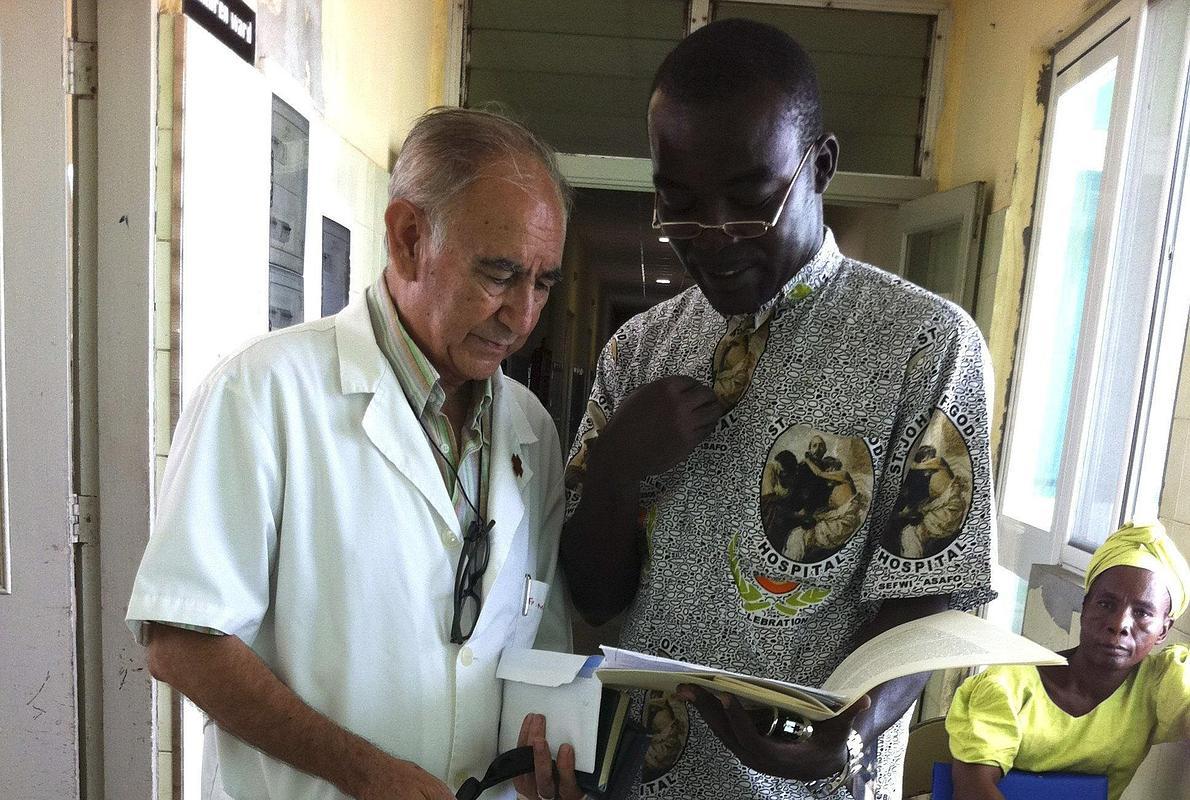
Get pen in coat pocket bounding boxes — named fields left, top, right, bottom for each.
left=521, top=573, right=531, bottom=616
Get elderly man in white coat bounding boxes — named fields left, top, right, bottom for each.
left=127, top=107, right=585, bottom=800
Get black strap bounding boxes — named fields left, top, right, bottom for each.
left=455, top=720, right=651, bottom=800
left=455, top=745, right=536, bottom=800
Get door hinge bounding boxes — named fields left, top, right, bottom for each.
left=70, top=494, right=99, bottom=545
left=65, top=39, right=98, bottom=97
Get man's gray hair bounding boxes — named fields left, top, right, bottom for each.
left=388, top=106, right=573, bottom=248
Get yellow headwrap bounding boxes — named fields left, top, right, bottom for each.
left=1085, top=521, right=1190, bottom=619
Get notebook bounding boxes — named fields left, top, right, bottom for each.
left=931, top=762, right=1108, bottom=800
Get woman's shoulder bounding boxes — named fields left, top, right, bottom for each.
left=952, top=664, right=1040, bottom=715
left=968, top=663, right=1041, bottom=693
left=1145, top=644, right=1190, bottom=743
left=947, top=665, right=1039, bottom=768
left=1140, top=643, right=1190, bottom=686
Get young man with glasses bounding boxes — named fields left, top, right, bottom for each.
left=561, top=20, right=996, bottom=800
left=127, top=108, right=582, bottom=800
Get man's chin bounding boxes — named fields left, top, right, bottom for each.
left=701, top=289, right=771, bottom=317
left=461, top=352, right=508, bottom=382
left=466, top=362, right=504, bottom=382
left=693, top=274, right=778, bottom=317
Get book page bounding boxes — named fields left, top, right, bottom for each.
left=822, top=610, right=1065, bottom=699
left=598, top=647, right=847, bottom=707
left=598, top=612, right=1063, bottom=720
left=596, top=669, right=837, bottom=720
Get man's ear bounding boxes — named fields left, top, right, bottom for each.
left=384, top=199, right=427, bottom=280
left=813, top=133, right=840, bottom=195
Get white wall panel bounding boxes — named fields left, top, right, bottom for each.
left=180, top=19, right=272, bottom=398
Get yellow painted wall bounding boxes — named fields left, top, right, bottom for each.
left=321, top=0, right=449, bottom=169
left=932, top=0, right=1112, bottom=451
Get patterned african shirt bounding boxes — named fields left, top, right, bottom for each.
left=565, top=229, right=996, bottom=800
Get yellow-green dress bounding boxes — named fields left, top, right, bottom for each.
left=946, top=645, right=1189, bottom=800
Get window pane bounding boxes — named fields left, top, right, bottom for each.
left=713, top=2, right=933, bottom=175
left=1002, top=58, right=1117, bottom=532
left=465, top=0, right=687, bottom=157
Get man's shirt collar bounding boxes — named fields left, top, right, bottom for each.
left=365, top=275, right=493, bottom=435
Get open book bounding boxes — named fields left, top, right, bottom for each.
left=596, top=610, right=1064, bottom=721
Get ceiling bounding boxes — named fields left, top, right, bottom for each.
left=568, top=187, right=689, bottom=298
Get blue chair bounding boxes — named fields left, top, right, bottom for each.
left=931, top=762, right=1108, bottom=799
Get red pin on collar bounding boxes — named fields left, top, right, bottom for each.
left=511, top=454, right=523, bottom=478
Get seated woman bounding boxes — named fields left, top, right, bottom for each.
left=946, top=521, right=1190, bottom=800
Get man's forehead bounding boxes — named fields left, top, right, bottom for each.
left=461, top=160, right=559, bottom=204
left=648, top=91, right=802, bottom=179
left=652, top=84, right=801, bottom=124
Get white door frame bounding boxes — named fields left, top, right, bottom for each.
left=96, top=1, right=158, bottom=798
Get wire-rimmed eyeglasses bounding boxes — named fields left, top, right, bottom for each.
left=451, top=516, right=495, bottom=644
left=651, top=138, right=820, bottom=241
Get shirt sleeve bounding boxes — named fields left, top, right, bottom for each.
left=946, top=668, right=1023, bottom=775
left=563, top=329, right=626, bottom=521
left=862, top=311, right=997, bottom=610
left=1152, top=644, right=1190, bottom=744
left=126, top=367, right=281, bottom=646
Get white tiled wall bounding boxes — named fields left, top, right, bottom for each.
left=1140, top=317, right=1190, bottom=797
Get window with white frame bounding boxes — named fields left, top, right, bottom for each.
left=999, top=0, right=1190, bottom=577
left=451, top=0, right=950, bottom=196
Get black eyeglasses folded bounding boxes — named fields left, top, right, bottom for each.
left=451, top=517, right=495, bottom=644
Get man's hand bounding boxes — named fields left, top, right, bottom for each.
left=672, top=598, right=947, bottom=788
left=354, top=756, right=455, bottom=800
left=512, top=713, right=586, bottom=800
left=677, top=685, right=871, bottom=782
left=562, top=375, right=722, bottom=623
left=591, top=376, right=722, bottom=484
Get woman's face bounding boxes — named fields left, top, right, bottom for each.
left=1080, top=565, right=1173, bottom=671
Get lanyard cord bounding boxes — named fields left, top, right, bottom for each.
left=409, top=398, right=487, bottom=524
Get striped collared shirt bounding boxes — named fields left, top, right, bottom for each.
left=365, top=275, right=492, bottom=528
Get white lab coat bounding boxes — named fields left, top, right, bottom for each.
left=127, top=297, right=570, bottom=799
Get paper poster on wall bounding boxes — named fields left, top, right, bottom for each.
left=268, top=96, right=309, bottom=331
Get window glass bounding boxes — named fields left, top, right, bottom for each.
left=465, top=0, right=687, bottom=157
left=713, top=2, right=933, bottom=175
left=1002, top=58, right=1117, bottom=532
